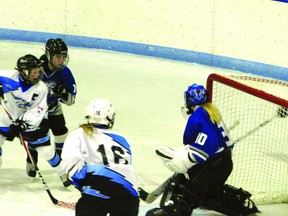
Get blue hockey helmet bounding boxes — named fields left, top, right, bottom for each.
left=184, top=84, right=208, bottom=107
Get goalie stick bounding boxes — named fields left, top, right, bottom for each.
left=138, top=175, right=174, bottom=204
left=139, top=108, right=288, bottom=204
left=0, top=98, right=76, bottom=210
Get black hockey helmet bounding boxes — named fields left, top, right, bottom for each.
left=16, top=54, right=42, bottom=84
left=45, top=38, right=69, bottom=67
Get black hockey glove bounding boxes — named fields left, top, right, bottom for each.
left=53, top=85, right=66, bottom=94
left=52, top=85, right=68, bottom=100
left=9, top=119, right=27, bottom=135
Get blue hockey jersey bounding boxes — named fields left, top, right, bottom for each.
left=183, top=106, right=233, bottom=163
left=40, top=55, right=76, bottom=108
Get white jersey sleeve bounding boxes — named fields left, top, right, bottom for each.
left=0, top=70, right=48, bottom=130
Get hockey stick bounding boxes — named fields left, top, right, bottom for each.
left=0, top=98, right=76, bottom=210
left=139, top=175, right=174, bottom=203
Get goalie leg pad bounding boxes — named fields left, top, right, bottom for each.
left=201, top=184, right=260, bottom=216
left=158, top=175, right=197, bottom=215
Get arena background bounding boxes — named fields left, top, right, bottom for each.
left=0, top=1, right=287, bottom=215
left=0, top=0, right=288, bottom=81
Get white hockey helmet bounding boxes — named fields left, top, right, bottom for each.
left=85, top=98, right=115, bottom=128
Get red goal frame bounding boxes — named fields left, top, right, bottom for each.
left=206, top=73, right=288, bottom=107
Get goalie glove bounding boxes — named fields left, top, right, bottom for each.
left=156, top=145, right=196, bottom=174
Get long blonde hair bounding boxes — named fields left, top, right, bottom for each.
left=80, top=123, right=94, bottom=137
left=201, top=102, right=221, bottom=124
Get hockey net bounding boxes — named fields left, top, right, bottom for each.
left=206, top=73, right=288, bottom=204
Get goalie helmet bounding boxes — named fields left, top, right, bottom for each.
left=16, top=54, right=42, bottom=84
left=184, top=84, right=208, bottom=107
left=85, top=98, right=116, bottom=129
left=45, top=38, right=69, bottom=67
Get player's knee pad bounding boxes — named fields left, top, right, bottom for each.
left=54, top=132, right=69, bottom=151
left=38, top=146, right=61, bottom=168
left=54, top=132, right=68, bottom=143
left=37, top=146, right=56, bottom=161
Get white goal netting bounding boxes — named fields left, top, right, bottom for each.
left=206, top=73, right=288, bottom=204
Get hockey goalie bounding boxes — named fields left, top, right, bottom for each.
left=145, top=84, right=260, bottom=216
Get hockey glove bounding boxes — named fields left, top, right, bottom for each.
left=156, top=146, right=196, bottom=174
left=9, top=119, right=27, bottom=135
left=71, top=165, right=87, bottom=190
left=52, top=85, right=68, bottom=100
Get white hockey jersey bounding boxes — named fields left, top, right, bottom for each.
left=0, top=70, right=48, bottom=130
left=62, top=127, right=139, bottom=199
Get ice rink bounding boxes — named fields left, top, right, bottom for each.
left=0, top=40, right=287, bottom=215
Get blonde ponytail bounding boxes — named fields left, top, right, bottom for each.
left=80, top=124, right=94, bottom=136
left=201, top=102, right=221, bottom=124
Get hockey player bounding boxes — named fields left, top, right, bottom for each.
left=0, top=54, right=70, bottom=187
left=61, top=98, right=139, bottom=216
left=146, top=84, right=259, bottom=216
left=26, top=38, right=76, bottom=180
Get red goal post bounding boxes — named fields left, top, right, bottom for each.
left=206, top=73, right=288, bottom=204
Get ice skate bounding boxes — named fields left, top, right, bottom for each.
left=26, top=162, right=36, bottom=177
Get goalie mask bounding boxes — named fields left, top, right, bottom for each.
left=184, top=84, right=208, bottom=108
left=16, top=54, right=42, bottom=84
left=45, top=38, right=69, bottom=69
left=85, top=98, right=116, bottom=129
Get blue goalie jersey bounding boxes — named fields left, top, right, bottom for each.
left=183, top=106, right=233, bottom=163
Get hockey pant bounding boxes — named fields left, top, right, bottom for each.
left=27, top=113, right=68, bottom=163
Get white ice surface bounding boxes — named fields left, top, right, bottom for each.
left=0, top=40, right=287, bottom=215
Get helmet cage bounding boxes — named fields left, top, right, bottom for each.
left=16, top=54, right=42, bottom=84
left=45, top=38, right=69, bottom=68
